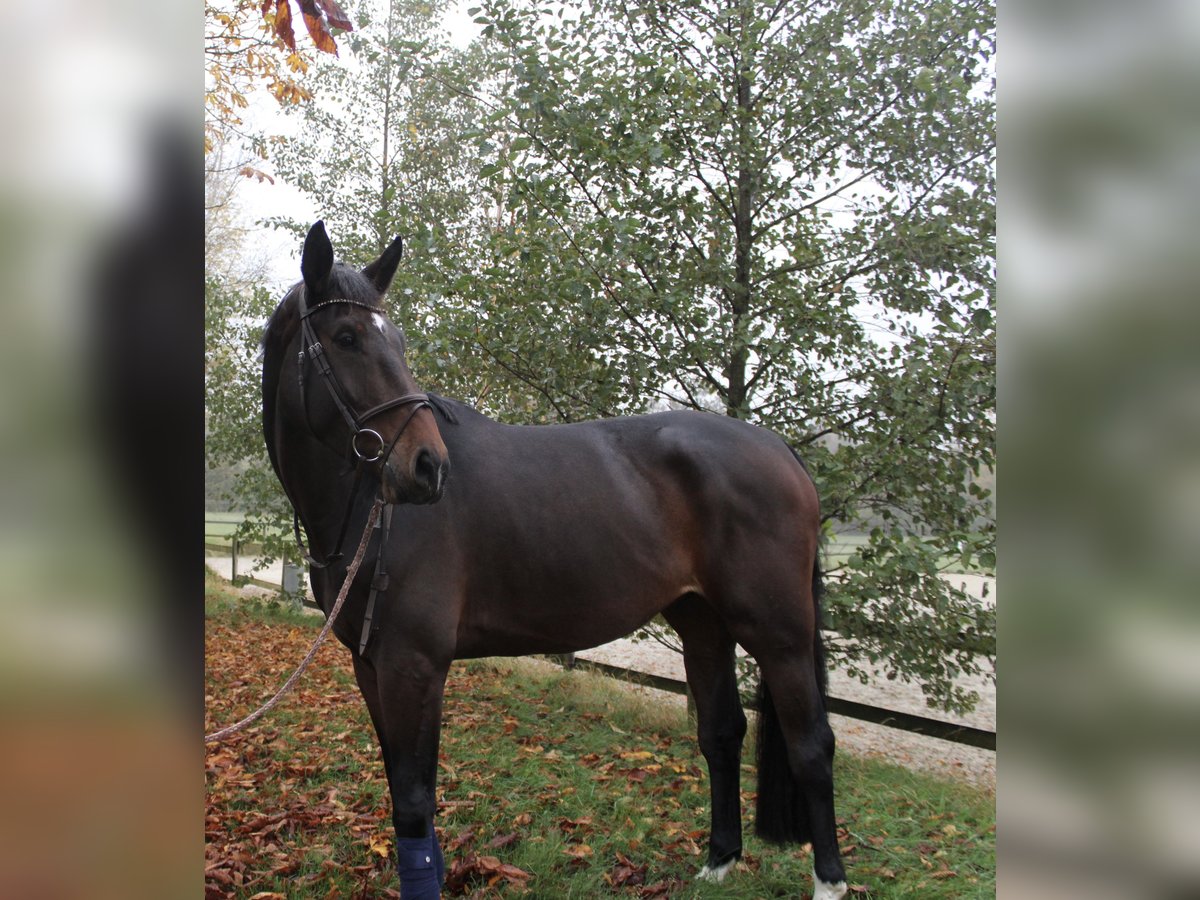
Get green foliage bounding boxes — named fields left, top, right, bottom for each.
left=205, top=276, right=293, bottom=568
left=213, top=0, right=997, bottom=712
left=461, top=0, right=996, bottom=712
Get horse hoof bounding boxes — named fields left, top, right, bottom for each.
left=813, top=876, right=848, bottom=900
left=697, top=858, right=736, bottom=882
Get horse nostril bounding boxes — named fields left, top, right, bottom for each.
left=414, top=449, right=440, bottom=490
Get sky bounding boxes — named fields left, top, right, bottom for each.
left=229, top=0, right=484, bottom=291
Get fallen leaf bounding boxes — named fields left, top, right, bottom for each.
left=367, top=833, right=391, bottom=858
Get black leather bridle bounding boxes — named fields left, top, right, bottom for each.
left=290, top=291, right=434, bottom=653
left=296, top=294, right=432, bottom=469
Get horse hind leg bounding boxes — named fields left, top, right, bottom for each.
left=754, top=653, right=847, bottom=900
left=662, top=594, right=747, bottom=882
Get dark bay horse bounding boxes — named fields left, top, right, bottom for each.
left=260, top=222, right=848, bottom=900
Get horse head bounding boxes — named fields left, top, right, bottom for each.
left=270, top=221, right=449, bottom=506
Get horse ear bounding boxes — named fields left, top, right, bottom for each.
left=301, top=221, right=334, bottom=295
left=362, top=235, right=404, bottom=294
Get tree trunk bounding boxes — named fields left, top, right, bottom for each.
left=377, top=0, right=397, bottom=254
left=726, top=4, right=754, bottom=420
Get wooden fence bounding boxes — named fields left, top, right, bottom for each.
left=550, top=657, right=996, bottom=751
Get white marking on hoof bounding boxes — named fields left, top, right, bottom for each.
left=812, top=875, right=848, bottom=900
left=697, top=858, right=736, bottom=882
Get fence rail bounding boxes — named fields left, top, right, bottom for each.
left=554, top=657, right=996, bottom=751
left=204, top=540, right=314, bottom=604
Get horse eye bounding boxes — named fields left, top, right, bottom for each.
left=335, top=331, right=356, bottom=348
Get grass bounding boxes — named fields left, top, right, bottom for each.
left=205, top=579, right=994, bottom=898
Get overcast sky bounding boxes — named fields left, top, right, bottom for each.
left=230, top=1, right=483, bottom=291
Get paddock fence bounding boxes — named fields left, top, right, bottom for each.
left=546, top=656, right=995, bottom=751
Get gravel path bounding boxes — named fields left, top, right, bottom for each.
left=574, top=634, right=995, bottom=791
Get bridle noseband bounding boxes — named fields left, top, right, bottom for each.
left=291, top=292, right=432, bottom=571
left=296, top=295, right=432, bottom=465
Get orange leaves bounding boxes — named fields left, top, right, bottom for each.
left=444, top=853, right=532, bottom=893
left=237, top=165, right=276, bottom=184
left=367, top=833, right=392, bottom=858
left=562, top=842, right=594, bottom=860
left=263, top=0, right=353, bottom=56
left=205, top=612, right=388, bottom=898
left=205, top=0, right=344, bottom=153
left=267, top=79, right=313, bottom=105
left=557, top=814, right=594, bottom=833
left=309, top=0, right=353, bottom=32
left=604, top=851, right=649, bottom=889
left=270, top=0, right=295, bottom=52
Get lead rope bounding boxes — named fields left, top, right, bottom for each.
left=205, top=498, right=384, bottom=744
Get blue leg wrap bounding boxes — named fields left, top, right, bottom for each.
left=433, top=830, right=445, bottom=886
left=396, top=833, right=441, bottom=900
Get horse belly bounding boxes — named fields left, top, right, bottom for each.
left=455, top=528, right=691, bottom=659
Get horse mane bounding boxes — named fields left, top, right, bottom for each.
left=425, top=393, right=461, bottom=424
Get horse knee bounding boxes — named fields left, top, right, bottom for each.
left=811, top=718, right=836, bottom=760
left=788, top=728, right=836, bottom=785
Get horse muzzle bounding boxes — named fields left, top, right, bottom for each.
left=381, top=448, right=449, bottom=505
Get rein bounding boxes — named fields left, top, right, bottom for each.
left=204, top=498, right=384, bottom=744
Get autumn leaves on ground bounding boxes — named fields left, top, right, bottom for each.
left=205, top=580, right=995, bottom=899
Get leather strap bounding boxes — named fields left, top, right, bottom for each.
left=288, top=291, right=433, bottom=648
left=359, top=503, right=393, bottom=654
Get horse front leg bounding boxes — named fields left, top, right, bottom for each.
left=375, top=654, right=450, bottom=900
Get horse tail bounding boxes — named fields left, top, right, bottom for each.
left=782, top=440, right=829, bottom=701
left=755, top=444, right=829, bottom=846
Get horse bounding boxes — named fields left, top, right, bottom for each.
left=260, top=221, right=848, bottom=900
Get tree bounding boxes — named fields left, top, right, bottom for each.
left=209, top=0, right=995, bottom=710
left=265, top=0, right=557, bottom=414
left=205, top=141, right=275, bottom=290
left=205, top=0, right=353, bottom=162
left=460, top=0, right=996, bottom=711
left=205, top=274, right=295, bottom=566
left=205, top=0, right=499, bottom=561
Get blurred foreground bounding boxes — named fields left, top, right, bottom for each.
left=0, top=0, right=198, bottom=896
left=1003, top=1, right=1200, bottom=896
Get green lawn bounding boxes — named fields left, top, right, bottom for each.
left=205, top=582, right=994, bottom=898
